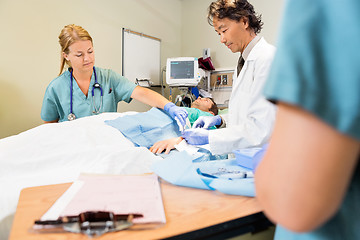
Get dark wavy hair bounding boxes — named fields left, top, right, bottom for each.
left=207, top=0, right=263, bottom=34
left=208, top=98, right=219, bottom=115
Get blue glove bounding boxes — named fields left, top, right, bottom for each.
left=182, top=128, right=209, bottom=145
left=164, top=102, right=188, bottom=127
left=192, top=115, right=222, bottom=129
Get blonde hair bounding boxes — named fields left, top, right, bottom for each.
left=58, top=24, right=93, bottom=75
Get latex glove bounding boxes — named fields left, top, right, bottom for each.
left=164, top=102, right=188, bottom=127
left=192, top=115, right=222, bottom=129
left=182, top=128, right=209, bottom=145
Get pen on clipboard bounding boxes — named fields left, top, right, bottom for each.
left=34, top=212, right=143, bottom=225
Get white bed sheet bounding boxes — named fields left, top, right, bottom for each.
left=0, top=112, right=162, bottom=239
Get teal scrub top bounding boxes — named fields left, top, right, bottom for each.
left=183, top=107, right=216, bottom=129
left=41, top=67, right=137, bottom=122
left=264, top=0, right=360, bottom=239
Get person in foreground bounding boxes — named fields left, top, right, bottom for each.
left=41, top=24, right=187, bottom=126
left=255, top=0, right=360, bottom=239
left=182, top=0, right=276, bottom=155
left=150, top=97, right=219, bottom=154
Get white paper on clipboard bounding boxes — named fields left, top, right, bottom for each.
left=40, top=173, right=166, bottom=224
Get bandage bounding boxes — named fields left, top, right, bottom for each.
left=176, top=117, right=191, bottom=133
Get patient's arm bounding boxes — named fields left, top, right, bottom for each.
left=150, top=137, right=183, bottom=154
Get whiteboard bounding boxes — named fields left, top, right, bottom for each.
left=122, top=28, right=161, bottom=85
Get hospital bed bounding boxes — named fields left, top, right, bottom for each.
left=0, top=112, right=164, bottom=240
left=0, top=107, right=245, bottom=240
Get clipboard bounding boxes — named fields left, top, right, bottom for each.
left=32, top=173, right=166, bottom=236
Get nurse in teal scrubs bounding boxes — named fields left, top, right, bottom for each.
left=41, top=24, right=187, bottom=125
left=255, top=0, right=360, bottom=239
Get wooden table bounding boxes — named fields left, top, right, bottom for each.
left=9, top=181, right=273, bottom=240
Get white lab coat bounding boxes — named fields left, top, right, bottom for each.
left=209, top=37, right=277, bottom=155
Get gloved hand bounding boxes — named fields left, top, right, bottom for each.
left=192, top=115, right=222, bottom=129
left=164, top=102, right=188, bottom=127
left=182, top=128, right=209, bottom=145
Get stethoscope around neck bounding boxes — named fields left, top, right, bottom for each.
left=67, top=66, right=103, bottom=121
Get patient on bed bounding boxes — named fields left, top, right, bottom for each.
left=149, top=97, right=219, bottom=154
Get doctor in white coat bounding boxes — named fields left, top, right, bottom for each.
left=183, top=0, right=276, bottom=155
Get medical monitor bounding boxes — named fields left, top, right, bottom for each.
left=166, top=57, right=200, bottom=87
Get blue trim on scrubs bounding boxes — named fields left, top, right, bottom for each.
left=41, top=66, right=137, bottom=122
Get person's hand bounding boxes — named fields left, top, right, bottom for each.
left=192, top=115, right=222, bottom=129
left=182, top=128, right=209, bottom=145
left=164, top=102, right=188, bottom=127
left=149, top=137, right=183, bottom=154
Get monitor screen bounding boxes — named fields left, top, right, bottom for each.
left=170, top=61, right=194, bottom=79
left=166, top=57, right=199, bottom=87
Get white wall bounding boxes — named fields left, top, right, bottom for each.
left=0, top=0, right=284, bottom=139
left=0, top=0, right=182, bottom=138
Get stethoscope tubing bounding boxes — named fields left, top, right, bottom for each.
left=70, top=69, right=74, bottom=115
left=68, top=67, right=103, bottom=120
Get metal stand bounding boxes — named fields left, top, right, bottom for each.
left=171, top=87, right=195, bottom=108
